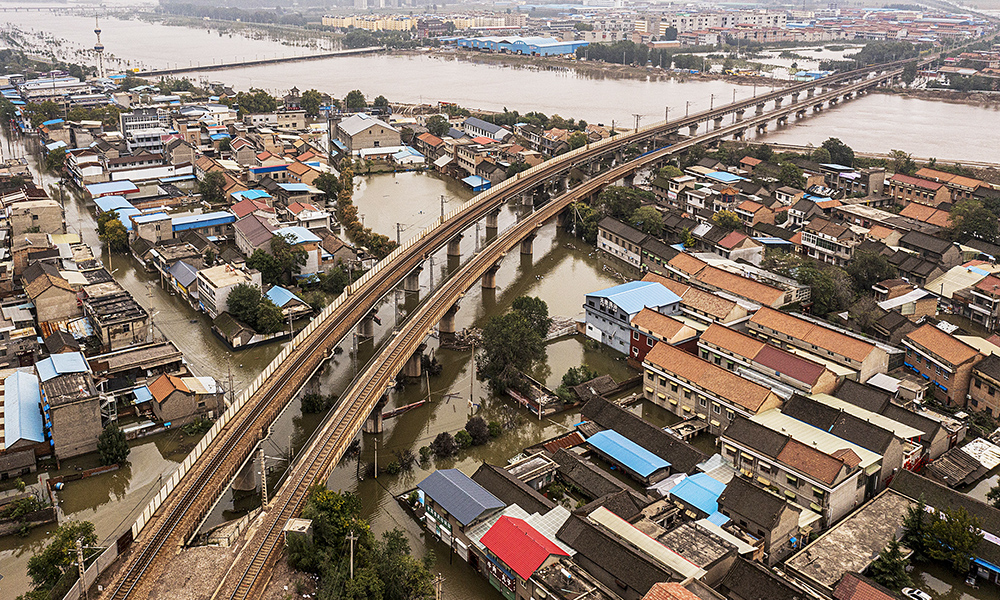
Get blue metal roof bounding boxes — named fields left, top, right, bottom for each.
left=705, top=511, right=730, bottom=526
left=586, top=281, right=681, bottom=316
left=417, top=469, right=505, bottom=526
left=36, top=352, right=89, bottom=382
left=41, top=118, right=64, bottom=126
left=3, top=371, right=43, bottom=445
left=274, top=226, right=321, bottom=245
left=117, top=208, right=142, bottom=231
left=159, top=174, right=196, bottom=183
left=133, top=385, right=152, bottom=405
left=705, top=171, right=744, bottom=184
left=587, top=429, right=670, bottom=478
left=94, top=195, right=135, bottom=214
left=232, top=189, right=272, bottom=201
left=277, top=183, right=311, bottom=192
left=86, top=180, right=139, bottom=197
left=172, top=211, right=235, bottom=232
left=668, top=473, right=726, bottom=515
left=266, top=286, right=305, bottom=309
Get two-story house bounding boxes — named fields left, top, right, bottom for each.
left=902, top=323, right=983, bottom=405
left=584, top=281, right=681, bottom=354
left=597, top=217, right=648, bottom=268
left=801, top=217, right=860, bottom=267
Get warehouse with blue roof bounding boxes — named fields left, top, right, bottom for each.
left=586, top=429, right=671, bottom=484
left=583, top=280, right=681, bottom=353
left=668, top=472, right=728, bottom=521
left=454, top=35, right=587, bottom=56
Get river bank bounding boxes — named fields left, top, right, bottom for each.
left=874, top=86, right=1000, bottom=107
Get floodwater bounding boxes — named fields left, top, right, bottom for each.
left=0, top=123, right=646, bottom=599
left=7, top=10, right=1000, bottom=161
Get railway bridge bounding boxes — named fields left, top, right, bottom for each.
left=100, top=58, right=917, bottom=600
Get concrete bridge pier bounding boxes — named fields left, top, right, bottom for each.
left=713, top=117, right=724, bottom=130
left=521, top=233, right=537, bottom=256
left=774, top=97, right=783, bottom=109
left=363, top=394, right=388, bottom=434
left=403, top=266, right=422, bottom=293
left=688, top=124, right=699, bottom=137
left=232, top=459, right=257, bottom=492
left=485, top=209, right=500, bottom=238
left=559, top=174, right=569, bottom=192
left=776, top=116, right=788, bottom=126
left=736, top=109, right=746, bottom=121
left=755, top=103, right=765, bottom=115
left=522, top=190, right=534, bottom=207
left=440, top=303, right=460, bottom=340
left=402, top=344, right=426, bottom=378
left=807, top=88, right=815, bottom=98
left=557, top=209, right=573, bottom=229
left=791, top=91, right=800, bottom=103
left=813, top=103, right=823, bottom=112
left=358, top=314, right=376, bottom=339
left=756, top=122, right=768, bottom=134
left=482, top=261, right=502, bottom=290
left=733, top=129, right=745, bottom=140
left=447, top=234, right=463, bottom=258
left=796, top=109, right=806, bottom=119
left=829, top=97, right=839, bottom=107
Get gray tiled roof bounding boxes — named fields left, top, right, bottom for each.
left=417, top=469, right=504, bottom=526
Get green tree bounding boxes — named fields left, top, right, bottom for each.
left=846, top=251, right=898, bottom=295
left=987, top=483, right=1000, bottom=509
left=477, top=309, right=547, bottom=395
left=425, top=115, right=450, bottom=137
left=45, top=148, right=65, bottom=173
left=430, top=432, right=458, bottom=457
left=25, top=521, right=98, bottom=594
left=100, top=219, right=129, bottom=253
left=372, top=95, right=389, bottom=109
left=227, top=88, right=277, bottom=116
left=681, top=227, right=696, bottom=248
left=197, top=171, right=227, bottom=205
left=949, top=198, right=998, bottom=244
left=822, top=138, right=855, bottom=167
left=268, top=233, right=308, bottom=284
left=658, top=165, right=684, bottom=179
left=901, top=496, right=928, bottom=559
left=890, top=149, right=917, bottom=175
left=811, top=146, right=832, bottom=164
left=246, top=249, right=280, bottom=288
left=568, top=201, right=600, bottom=244
left=226, top=284, right=263, bottom=326
left=314, top=172, right=341, bottom=199
left=255, top=298, right=285, bottom=334
left=902, top=61, right=918, bottom=84
left=465, top=416, right=490, bottom=446
left=97, top=424, right=129, bottom=466
left=511, top=296, right=552, bottom=333
left=777, top=162, right=806, bottom=189
left=596, top=186, right=653, bottom=220
left=712, top=210, right=743, bottom=232
left=567, top=131, right=587, bottom=150
left=925, top=506, right=983, bottom=573
left=867, top=538, right=912, bottom=591
left=631, top=206, right=663, bottom=235
left=798, top=264, right=854, bottom=316
left=455, top=429, right=473, bottom=449
left=555, top=365, right=600, bottom=401
left=344, top=89, right=367, bottom=111
left=300, top=89, right=323, bottom=116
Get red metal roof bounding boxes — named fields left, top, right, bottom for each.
left=480, top=516, right=567, bottom=580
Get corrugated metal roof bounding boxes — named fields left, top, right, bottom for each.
left=94, top=195, right=135, bottom=214
left=274, top=226, right=321, bottom=245
left=36, top=352, right=89, bottom=382
left=417, top=469, right=505, bottom=526
left=266, top=286, right=305, bottom=309
left=586, top=281, right=681, bottom=316
left=480, top=516, right=568, bottom=580
left=85, top=180, right=139, bottom=197
left=668, top=473, right=726, bottom=515
left=168, top=261, right=199, bottom=288
left=751, top=409, right=880, bottom=469
left=587, top=429, right=670, bottom=477
left=3, top=371, right=43, bottom=446
left=133, top=385, right=152, bottom=405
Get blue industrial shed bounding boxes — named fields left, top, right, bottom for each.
left=586, top=429, right=671, bottom=484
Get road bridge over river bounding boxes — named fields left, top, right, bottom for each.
left=135, top=46, right=385, bottom=77
left=99, top=57, right=919, bottom=600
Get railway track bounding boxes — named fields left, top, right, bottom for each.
left=100, top=58, right=919, bottom=600
left=212, top=66, right=916, bottom=599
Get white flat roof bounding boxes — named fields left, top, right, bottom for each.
left=751, top=409, right=882, bottom=469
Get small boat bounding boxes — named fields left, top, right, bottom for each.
left=189, top=319, right=199, bottom=323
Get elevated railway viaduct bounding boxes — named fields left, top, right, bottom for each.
left=101, top=58, right=919, bottom=600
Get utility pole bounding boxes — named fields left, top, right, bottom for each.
left=686, top=101, right=690, bottom=117
left=397, top=222, right=402, bottom=245
left=373, top=438, right=378, bottom=479
left=469, top=338, right=475, bottom=417
left=259, top=446, right=268, bottom=508
left=433, top=574, right=445, bottom=600
left=347, top=530, right=358, bottom=579
left=76, top=539, right=88, bottom=600
left=710, top=94, right=715, bottom=110
left=440, top=194, right=445, bottom=219
left=664, top=106, right=668, bottom=123
left=632, top=113, right=641, bottom=132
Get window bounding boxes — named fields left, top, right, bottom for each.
left=975, top=378, right=982, bottom=389
left=659, top=376, right=667, bottom=386
left=713, top=403, right=721, bottom=414
left=671, top=383, right=678, bottom=393
left=646, top=371, right=654, bottom=381
left=701, top=349, right=710, bottom=360
left=786, top=474, right=798, bottom=487
left=633, top=331, right=640, bottom=341
left=684, top=390, right=692, bottom=400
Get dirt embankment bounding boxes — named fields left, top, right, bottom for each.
left=403, top=48, right=794, bottom=87
left=874, top=87, right=1000, bottom=108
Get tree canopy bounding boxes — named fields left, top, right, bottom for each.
left=25, top=521, right=99, bottom=597
left=97, top=424, right=130, bottom=466
left=344, top=89, right=367, bottom=110
left=631, top=206, right=663, bottom=235
left=301, top=89, right=323, bottom=116
left=596, top=186, right=654, bottom=220
left=197, top=171, right=227, bottom=205
left=477, top=297, right=550, bottom=395
left=711, top=210, right=743, bottom=232
left=821, top=138, right=855, bottom=167
left=425, top=115, right=450, bottom=137
left=867, top=538, right=912, bottom=591
left=949, top=198, right=998, bottom=244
